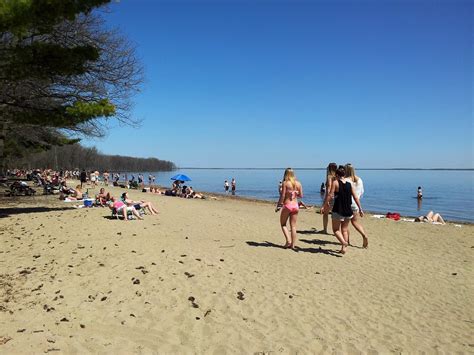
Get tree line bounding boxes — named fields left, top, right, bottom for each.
left=12, top=143, right=175, bottom=172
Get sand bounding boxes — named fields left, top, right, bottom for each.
left=0, top=185, right=473, bottom=354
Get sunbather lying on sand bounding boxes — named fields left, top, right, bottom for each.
left=415, top=211, right=446, bottom=225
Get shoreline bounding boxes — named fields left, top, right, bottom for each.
left=136, top=183, right=474, bottom=225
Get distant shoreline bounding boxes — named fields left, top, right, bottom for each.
left=179, top=167, right=474, bottom=171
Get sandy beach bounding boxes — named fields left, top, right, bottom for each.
left=1, top=185, right=473, bottom=354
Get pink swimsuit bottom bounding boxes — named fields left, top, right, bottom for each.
left=283, top=201, right=299, bottom=214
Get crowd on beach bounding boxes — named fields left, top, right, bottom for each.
left=4, top=168, right=206, bottom=221
left=5, top=167, right=447, bottom=234
left=274, top=163, right=446, bottom=255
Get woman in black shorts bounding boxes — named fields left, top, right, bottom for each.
left=321, top=166, right=363, bottom=254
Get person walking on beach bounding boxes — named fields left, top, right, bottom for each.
left=345, top=163, right=368, bottom=248
left=224, top=180, right=229, bottom=193
left=321, top=166, right=364, bottom=254
left=231, top=178, right=236, bottom=195
left=275, top=168, right=303, bottom=249
left=103, top=171, right=109, bottom=186
left=321, top=162, right=337, bottom=234
left=80, top=169, right=87, bottom=189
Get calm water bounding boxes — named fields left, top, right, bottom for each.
left=128, top=169, right=473, bottom=223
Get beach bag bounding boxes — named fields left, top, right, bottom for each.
left=386, top=212, right=401, bottom=221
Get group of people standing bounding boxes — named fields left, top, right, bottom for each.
left=224, top=178, right=236, bottom=194
left=275, top=163, right=368, bottom=254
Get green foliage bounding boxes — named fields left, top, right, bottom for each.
left=0, top=0, right=143, bottom=173
left=4, top=127, right=80, bottom=160
left=0, top=0, right=111, bottom=35
left=5, top=42, right=100, bottom=80
left=65, top=99, right=116, bottom=120
left=14, top=143, right=177, bottom=172
left=13, top=99, right=115, bottom=127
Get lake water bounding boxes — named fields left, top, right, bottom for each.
left=127, top=169, right=473, bottom=223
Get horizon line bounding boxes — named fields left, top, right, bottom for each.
left=178, top=167, right=474, bottom=171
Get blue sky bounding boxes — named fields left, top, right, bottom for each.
left=84, top=0, right=473, bottom=169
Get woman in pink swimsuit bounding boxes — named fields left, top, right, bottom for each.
left=275, top=168, right=303, bottom=249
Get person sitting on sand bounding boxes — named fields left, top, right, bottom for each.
left=96, top=188, right=112, bottom=206
left=121, top=192, right=159, bottom=215
left=108, top=197, right=143, bottom=221
left=185, top=186, right=205, bottom=199
left=415, top=211, right=445, bottom=225
left=59, top=181, right=75, bottom=200
left=150, top=186, right=163, bottom=194
left=172, top=180, right=182, bottom=195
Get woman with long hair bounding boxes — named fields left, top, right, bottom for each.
left=345, top=163, right=368, bottom=248
left=321, top=166, right=363, bottom=254
left=275, top=168, right=303, bottom=249
left=321, top=162, right=337, bottom=233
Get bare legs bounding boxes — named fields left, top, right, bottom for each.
left=121, top=207, right=144, bottom=221
left=432, top=213, right=445, bottom=224
left=426, top=211, right=446, bottom=224
left=280, top=209, right=298, bottom=249
left=140, top=201, right=159, bottom=215
left=322, top=209, right=329, bottom=234
left=131, top=208, right=144, bottom=220
left=332, top=219, right=349, bottom=254
left=289, top=212, right=298, bottom=248
left=349, top=214, right=368, bottom=248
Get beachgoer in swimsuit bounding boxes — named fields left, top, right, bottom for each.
left=121, top=192, right=159, bottom=215
left=108, top=198, right=143, bottom=221
left=275, top=168, right=303, bottom=249
left=345, top=163, right=368, bottom=248
left=415, top=211, right=445, bottom=224
left=322, top=166, right=363, bottom=254
left=417, top=186, right=423, bottom=199
left=231, top=178, right=236, bottom=194
left=68, top=185, right=83, bottom=201
left=321, top=162, right=337, bottom=234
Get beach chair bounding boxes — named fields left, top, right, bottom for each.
left=111, top=206, right=144, bottom=220
left=5, top=182, right=36, bottom=196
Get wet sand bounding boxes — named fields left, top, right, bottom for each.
left=0, top=186, right=473, bottom=353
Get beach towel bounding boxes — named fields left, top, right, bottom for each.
left=386, top=212, right=401, bottom=221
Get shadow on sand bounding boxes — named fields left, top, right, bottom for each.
left=299, top=233, right=366, bottom=250
left=246, top=240, right=342, bottom=257
left=0, top=206, right=75, bottom=218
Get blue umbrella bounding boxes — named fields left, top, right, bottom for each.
left=171, top=174, right=191, bottom=182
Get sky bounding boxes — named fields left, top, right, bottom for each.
left=83, top=0, right=473, bottom=169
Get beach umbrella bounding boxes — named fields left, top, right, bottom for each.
left=171, top=173, right=191, bottom=182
